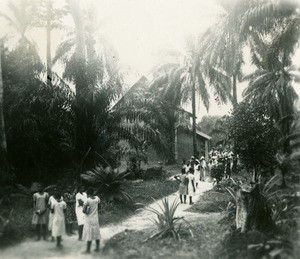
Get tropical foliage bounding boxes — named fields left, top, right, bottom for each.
left=228, top=100, right=280, bottom=178
left=81, top=166, right=131, bottom=202
left=140, top=198, right=192, bottom=241
left=198, top=115, right=231, bottom=148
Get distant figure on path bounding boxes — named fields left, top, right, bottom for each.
left=51, top=193, right=66, bottom=248
left=75, top=185, right=87, bottom=241
left=174, top=168, right=188, bottom=204
left=200, top=156, right=206, bottom=181
left=181, top=159, right=188, bottom=173
left=187, top=167, right=196, bottom=205
left=194, top=159, right=200, bottom=187
left=82, top=188, right=101, bottom=254
left=32, top=184, right=49, bottom=241
left=64, top=186, right=76, bottom=235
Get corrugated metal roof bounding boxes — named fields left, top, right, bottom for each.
left=196, top=129, right=212, bottom=140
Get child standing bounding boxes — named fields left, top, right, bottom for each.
left=51, top=193, right=67, bottom=249
left=75, top=186, right=87, bottom=241
left=48, top=187, right=60, bottom=241
left=194, top=159, right=200, bottom=187
left=174, top=168, right=188, bottom=204
left=187, top=167, right=196, bottom=205
left=82, top=188, right=101, bottom=254
left=32, top=184, right=49, bottom=241
left=200, top=156, right=207, bottom=181
left=64, top=186, right=76, bottom=235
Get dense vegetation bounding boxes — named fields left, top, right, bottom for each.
left=0, top=0, right=299, bottom=257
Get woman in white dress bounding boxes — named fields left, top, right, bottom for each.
left=32, top=184, right=49, bottom=241
left=51, top=193, right=66, bottom=248
left=174, top=168, right=188, bottom=204
left=75, top=186, right=87, bottom=241
left=200, top=156, right=207, bottom=181
left=187, top=167, right=196, bottom=205
left=48, top=187, right=61, bottom=241
left=82, top=188, right=101, bottom=253
left=194, top=159, right=200, bottom=187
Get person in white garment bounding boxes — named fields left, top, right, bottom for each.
left=200, top=156, right=207, bottom=181
left=75, top=185, right=87, bottom=241
left=82, top=188, right=101, bottom=253
left=51, top=193, right=66, bottom=249
left=48, top=187, right=61, bottom=241
left=194, top=159, right=200, bottom=187
left=187, top=167, right=196, bottom=205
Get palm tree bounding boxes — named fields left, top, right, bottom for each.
left=0, top=0, right=33, bottom=40
left=53, top=1, right=120, bottom=159
left=31, top=0, right=67, bottom=87
left=0, top=45, right=8, bottom=174
left=0, top=0, right=43, bottom=76
left=199, top=0, right=248, bottom=106
left=143, top=39, right=231, bottom=161
left=243, top=33, right=299, bottom=134
left=200, top=0, right=300, bottom=106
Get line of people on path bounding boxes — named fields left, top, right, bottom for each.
left=174, top=156, right=207, bottom=205
left=31, top=184, right=101, bottom=254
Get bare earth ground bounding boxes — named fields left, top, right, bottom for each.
left=0, top=181, right=214, bottom=259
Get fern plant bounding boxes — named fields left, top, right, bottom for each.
left=139, top=198, right=193, bottom=241
left=81, top=166, right=131, bottom=202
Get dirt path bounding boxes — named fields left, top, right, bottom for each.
left=1, top=182, right=213, bottom=259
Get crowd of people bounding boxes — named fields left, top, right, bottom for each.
left=209, top=148, right=240, bottom=180
left=31, top=184, right=101, bottom=254
left=174, top=156, right=207, bottom=205
left=174, top=149, right=240, bottom=203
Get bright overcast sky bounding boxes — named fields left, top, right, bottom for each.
left=0, top=0, right=299, bottom=119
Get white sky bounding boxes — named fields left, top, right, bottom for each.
left=0, top=0, right=299, bottom=120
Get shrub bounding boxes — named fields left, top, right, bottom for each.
left=81, top=165, right=131, bottom=202
left=126, top=149, right=148, bottom=179
left=139, top=198, right=192, bottom=241
left=211, top=162, right=225, bottom=186
left=0, top=198, right=33, bottom=248
left=142, top=166, right=167, bottom=181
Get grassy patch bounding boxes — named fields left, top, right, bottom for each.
left=103, top=216, right=226, bottom=259
left=0, top=199, right=35, bottom=248
left=100, top=179, right=178, bottom=226
left=188, top=189, right=233, bottom=214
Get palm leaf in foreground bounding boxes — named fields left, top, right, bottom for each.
left=138, top=197, right=193, bottom=241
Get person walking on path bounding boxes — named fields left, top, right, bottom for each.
left=174, top=168, right=188, bottom=204
left=75, top=185, right=87, bottom=241
left=187, top=167, right=196, bottom=205
left=64, top=186, right=76, bottom=235
left=194, top=159, right=200, bottom=187
left=82, top=188, right=101, bottom=254
left=51, top=193, right=67, bottom=249
left=181, top=159, right=188, bottom=173
left=200, top=156, right=207, bottom=181
left=32, top=184, right=49, bottom=241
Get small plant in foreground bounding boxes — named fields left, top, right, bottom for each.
left=138, top=198, right=193, bottom=241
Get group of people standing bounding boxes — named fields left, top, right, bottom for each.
left=209, top=148, right=239, bottom=179
left=31, top=184, right=101, bottom=253
left=175, top=156, right=207, bottom=205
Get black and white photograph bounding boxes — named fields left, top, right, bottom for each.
left=0, top=0, right=299, bottom=258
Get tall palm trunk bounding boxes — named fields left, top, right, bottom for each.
left=232, top=73, right=237, bottom=106
left=191, top=76, right=197, bottom=157
left=46, top=0, right=52, bottom=87
left=69, top=0, right=95, bottom=167
left=70, top=0, right=87, bottom=97
left=0, top=47, right=8, bottom=172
